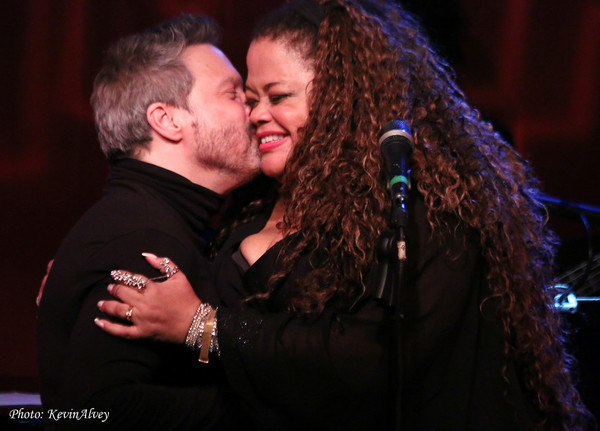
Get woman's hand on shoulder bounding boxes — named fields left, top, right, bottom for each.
left=95, top=254, right=201, bottom=344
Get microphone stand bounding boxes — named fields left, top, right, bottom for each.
left=375, top=197, right=409, bottom=431
left=376, top=119, right=414, bottom=430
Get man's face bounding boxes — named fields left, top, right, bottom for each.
left=181, top=44, right=260, bottom=183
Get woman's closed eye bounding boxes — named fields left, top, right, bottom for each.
left=244, top=93, right=291, bottom=110
left=269, top=93, right=291, bottom=104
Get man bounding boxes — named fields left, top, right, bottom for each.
left=36, top=14, right=259, bottom=430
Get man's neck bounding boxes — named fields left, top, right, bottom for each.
left=136, top=150, right=239, bottom=196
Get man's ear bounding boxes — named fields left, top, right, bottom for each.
left=147, top=102, right=185, bottom=142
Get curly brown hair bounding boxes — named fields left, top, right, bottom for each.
left=247, top=0, right=591, bottom=428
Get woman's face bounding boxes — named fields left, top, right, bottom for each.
left=245, top=38, right=314, bottom=180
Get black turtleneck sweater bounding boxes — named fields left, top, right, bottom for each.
left=37, top=159, right=234, bottom=430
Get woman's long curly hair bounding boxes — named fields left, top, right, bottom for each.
left=246, top=0, right=590, bottom=428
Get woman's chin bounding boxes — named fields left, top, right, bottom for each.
left=260, top=162, right=285, bottom=182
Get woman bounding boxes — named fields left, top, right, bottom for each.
left=97, top=1, right=591, bottom=429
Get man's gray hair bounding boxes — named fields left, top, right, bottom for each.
left=90, top=14, right=221, bottom=160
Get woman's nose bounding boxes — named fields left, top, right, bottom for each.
left=249, top=100, right=271, bottom=125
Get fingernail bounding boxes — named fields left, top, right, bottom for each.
left=97, top=300, right=104, bottom=308
left=142, top=252, right=157, bottom=258
left=107, top=284, right=114, bottom=292
left=94, top=318, right=104, bottom=328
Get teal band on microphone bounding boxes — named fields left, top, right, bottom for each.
left=389, top=175, right=409, bottom=188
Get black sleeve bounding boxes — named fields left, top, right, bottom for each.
left=216, top=297, right=393, bottom=430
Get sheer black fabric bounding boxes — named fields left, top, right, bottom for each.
left=213, top=191, right=538, bottom=430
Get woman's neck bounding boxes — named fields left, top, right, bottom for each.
left=269, top=198, right=286, bottom=225
left=239, top=197, right=287, bottom=266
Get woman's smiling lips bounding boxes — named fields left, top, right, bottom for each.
left=257, top=132, right=287, bottom=152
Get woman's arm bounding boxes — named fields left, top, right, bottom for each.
left=95, top=254, right=394, bottom=428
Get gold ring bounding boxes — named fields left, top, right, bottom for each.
left=125, top=307, right=133, bottom=322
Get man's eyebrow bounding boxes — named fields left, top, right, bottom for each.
left=217, top=75, right=242, bottom=89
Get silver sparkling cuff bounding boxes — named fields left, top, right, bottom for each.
left=184, top=303, right=220, bottom=362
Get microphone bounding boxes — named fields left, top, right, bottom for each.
left=379, top=120, right=414, bottom=228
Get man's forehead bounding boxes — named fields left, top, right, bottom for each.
left=182, top=44, right=229, bottom=69
left=182, top=44, right=241, bottom=83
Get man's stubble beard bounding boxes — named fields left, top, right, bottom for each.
left=192, top=120, right=260, bottom=185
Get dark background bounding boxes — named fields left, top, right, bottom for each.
left=1, top=0, right=599, bottom=418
